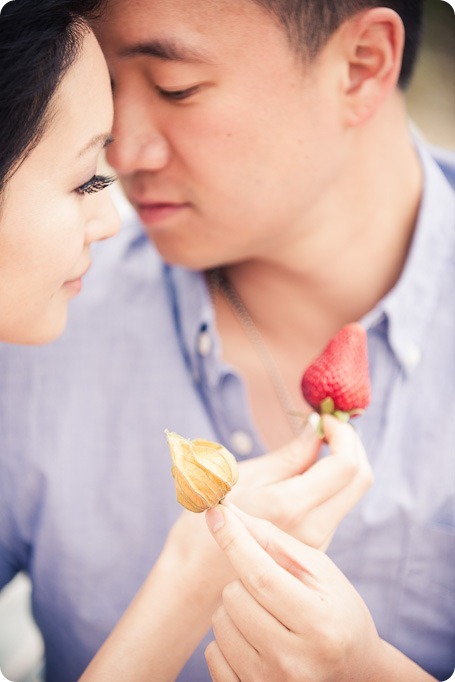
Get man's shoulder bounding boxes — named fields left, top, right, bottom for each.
left=429, top=144, right=455, bottom=191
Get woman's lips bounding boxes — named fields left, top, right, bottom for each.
left=63, top=278, right=83, bottom=295
left=63, top=264, right=90, bottom=296
left=135, top=202, right=190, bottom=225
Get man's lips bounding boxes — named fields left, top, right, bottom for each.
left=134, top=200, right=191, bottom=225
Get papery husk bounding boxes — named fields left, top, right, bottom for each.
left=166, top=431, right=239, bottom=513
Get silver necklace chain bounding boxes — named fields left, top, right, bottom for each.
left=208, top=268, right=305, bottom=436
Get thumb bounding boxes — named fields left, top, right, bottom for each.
left=321, top=414, right=371, bottom=474
left=237, top=416, right=321, bottom=488
left=206, top=504, right=322, bottom=631
left=221, top=502, right=323, bottom=580
left=205, top=504, right=297, bottom=581
left=321, top=413, right=357, bottom=449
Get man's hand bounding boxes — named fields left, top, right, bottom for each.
left=231, top=414, right=373, bottom=550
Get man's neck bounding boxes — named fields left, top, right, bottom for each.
left=222, top=95, right=423, bottom=352
left=211, top=94, right=424, bottom=448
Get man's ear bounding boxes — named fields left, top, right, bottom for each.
left=339, top=8, right=405, bottom=126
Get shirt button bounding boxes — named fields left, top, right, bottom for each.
left=197, top=329, right=212, bottom=356
left=404, top=344, right=422, bottom=370
left=230, top=430, right=253, bottom=456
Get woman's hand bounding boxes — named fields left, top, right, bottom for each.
left=80, top=419, right=373, bottom=682
left=204, top=505, right=437, bottom=682
left=130, top=415, right=373, bottom=680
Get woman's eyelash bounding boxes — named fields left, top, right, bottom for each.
left=76, top=174, right=117, bottom=195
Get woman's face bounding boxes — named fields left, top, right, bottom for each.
left=0, top=29, right=119, bottom=344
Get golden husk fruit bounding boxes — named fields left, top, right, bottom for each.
left=166, top=430, right=239, bottom=513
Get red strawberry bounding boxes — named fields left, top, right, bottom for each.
left=301, top=323, right=371, bottom=422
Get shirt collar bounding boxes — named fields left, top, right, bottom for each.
left=364, top=142, right=455, bottom=375
left=164, top=265, right=222, bottom=385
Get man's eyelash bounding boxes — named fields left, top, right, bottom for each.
left=76, top=175, right=117, bottom=195
left=156, top=85, right=200, bottom=101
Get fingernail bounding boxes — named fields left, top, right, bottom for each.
left=306, top=411, right=327, bottom=439
left=296, top=412, right=322, bottom=440
left=308, top=411, right=321, bottom=433
left=206, top=505, right=225, bottom=533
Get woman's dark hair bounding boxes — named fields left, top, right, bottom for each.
left=251, top=0, right=423, bottom=88
left=0, top=0, right=105, bottom=194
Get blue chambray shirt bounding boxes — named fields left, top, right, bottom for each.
left=0, top=141, right=454, bottom=681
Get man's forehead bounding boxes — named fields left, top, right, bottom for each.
left=103, top=0, right=245, bottom=25
left=100, top=0, right=262, bottom=43
left=97, top=0, right=233, bottom=58
left=97, top=0, right=292, bottom=66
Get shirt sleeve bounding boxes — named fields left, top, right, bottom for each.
left=0, top=459, right=28, bottom=589
left=0, top=538, right=20, bottom=588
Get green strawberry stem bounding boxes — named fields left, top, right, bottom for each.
left=315, top=397, right=365, bottom=438
left=320, top=397, right=335, bottom=414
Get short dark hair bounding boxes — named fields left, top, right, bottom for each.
left=250, top=0, right=423, bottom=88
left=0, top=0, right=105, bottom=194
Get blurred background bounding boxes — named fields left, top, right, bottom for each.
left=0, top=1, right=453, bottom=682
left=406, top=0, right=454, bottom=150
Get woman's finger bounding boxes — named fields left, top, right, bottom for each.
left=222, top=502, right=328, bottom=573
left=206, top=505, right=323, bottom=632
left=220, top=579, right=292, bottom=655
left=211, top=602, right=259, bottom=678
left=205, top=641, right=241, bottom=682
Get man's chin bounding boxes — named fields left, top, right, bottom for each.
left=150, top=241, right=224, bottom=273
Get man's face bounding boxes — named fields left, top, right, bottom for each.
left=96, top=0, right=345, bottom=269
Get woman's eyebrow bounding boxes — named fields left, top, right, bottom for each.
left=77, top=133, right=114, bottom=159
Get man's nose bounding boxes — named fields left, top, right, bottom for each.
left=106, top=101, right=170, bottom=175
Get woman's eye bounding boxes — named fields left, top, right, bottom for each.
left=76, top=174, right=117, bottom=196
left=156, top=85, right=200, bottom=101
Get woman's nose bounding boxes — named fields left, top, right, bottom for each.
left=85, top=191, right=120, bottom=244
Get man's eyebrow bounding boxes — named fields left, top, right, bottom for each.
left=78, top=134, right=114, bottom=159
left=118, top=38, right=212, bottom=64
